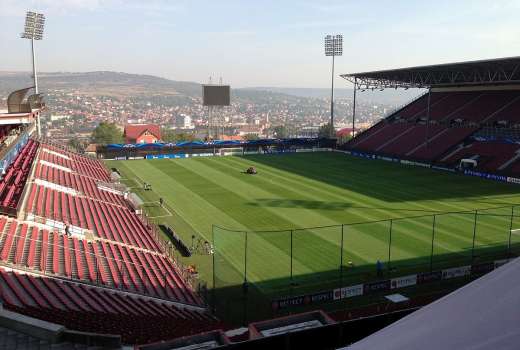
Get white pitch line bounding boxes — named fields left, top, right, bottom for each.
left=149, top=214, right=173, bottom=219
left=133, top=177, right=143, bottom=187
left=147, top=201, right=173, bottom=219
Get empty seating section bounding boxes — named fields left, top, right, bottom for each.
left=0, top=217, right=200, bottom=304
left=38, top=143, right=110, bottom=181
left=26, top=184, right=146, bottom=247
left=425, top=92, right=481, bottom=121
left=442, top=142, right=520, bottom=173
left=449, top=91, right=520, bottom=123
left=0, top=139, right=38, bottom=212
left=348, top=121, right=387, bottom=148
left=394, top=92, right=449, bottom=120
left=473, top=127, right=520, bottom=142
left=0, top=138, right=213, bottom=341
left=355, top=123, right=413, bottom=151
left=25, top=184, right=160, bottom=249
left=409, top=127, right=478, bottom=160
left=377, top=124, right=445, bottom=156
left=0, top=269, right=219, bottom=344
left=507, top=161, right=520, bottom=175
left=486, top=97, right=520, bottom=124
left=348, top=89, right=520, bottom=174
left=35, top=162, right=127, bottom=206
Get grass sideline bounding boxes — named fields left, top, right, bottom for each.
left=106, top=152, right=520, bottom=311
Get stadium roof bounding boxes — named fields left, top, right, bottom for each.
left=343, top=258, right=520, bottom=350
left=341, top=56, right=520, bottom=90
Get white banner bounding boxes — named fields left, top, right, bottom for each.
left=333, top=284, right=364, bottom=300
left=507, top=177, right=520, bottom=184
left=442, top=265, right=471, bottom=279
left=391, top=274, right=417, bottom=289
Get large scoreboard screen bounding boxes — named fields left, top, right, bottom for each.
left=203, top=85, right=230, bottom=106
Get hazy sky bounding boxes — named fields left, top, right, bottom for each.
left=1, top=0, right=520, bottom=88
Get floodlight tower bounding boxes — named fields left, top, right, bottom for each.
left=21, top=11, right=45, bottom=136
left=324, top=34, right=342, bottom=138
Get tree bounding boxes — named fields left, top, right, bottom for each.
left=91, top=122, right=123, bottom=144
left=271, top=125, right=288, bottom=139
left=67, top=137, right=85, bottom=152
left=175, top=133, right=197, bottom=142
left=160, top=127, right=200, bottom=143
left=318, top=122, right=335, bottom=138
left=243, top=133, right=259, bottom=141
left=161, top=128, right=177, bottom=143
left=337, top=134, right=352, bottom=145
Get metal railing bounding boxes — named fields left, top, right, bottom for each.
left=213, top=205, right=520, bottom=292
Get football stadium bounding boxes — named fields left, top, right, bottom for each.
left=1, top=10, right=520, bottom=350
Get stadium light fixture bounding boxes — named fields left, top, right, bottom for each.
left=20, top=10, right=45, bottom=136
left=21, top=11, right=45, bottom=93
left=324, top=34, right=342, bottom=138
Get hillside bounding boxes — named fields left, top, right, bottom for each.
left=246, top=87, right=418, bottom=104
left=0, top=71, right=201, bottom=98
left=0, top=71, right=303, bottom=103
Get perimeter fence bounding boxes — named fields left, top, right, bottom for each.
left=212, top=205, right=520, bottom=324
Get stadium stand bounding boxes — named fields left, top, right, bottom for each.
left=0, top=139, right=38, bottom=214
left=342, top=57, right=520, bottom=177
left=35, top=162, right=127, bottom=206
left=0, top=269, right=219, bottom=345
left=441, top=141, right=520, bottom=172
left=38, top=143, right=111, bottom=182
left=0, top=106, right=213, bottom=345
left=407, top=126, right=478, bottom=160
left=0, top=139, right=204, bottom=305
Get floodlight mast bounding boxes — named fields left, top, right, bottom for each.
left=21, top=11, right=45, bottom=137
left=324, top=34, right=342, bottom=138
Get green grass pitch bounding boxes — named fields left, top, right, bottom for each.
left=106, top=152, right=520, bottom=296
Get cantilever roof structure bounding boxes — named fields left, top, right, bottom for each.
left=341, top=56, right=520, bottom=90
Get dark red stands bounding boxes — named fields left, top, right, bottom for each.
left=0, top=139, right=38, bottom=215
left=0, top=139, right=213, bottom=344
left=35, top=162, right=127, bottom=206
left=25, top=184, right=160, bottom=251
left=0, top=269, right=220, bottom=345
left=420, top=92, right=481, bottom=122
left=390, top=92, right=449, bottom=121
left=354, top=123, right=412, bottom=152
left=441, top=141, right=520, bottom=173
left=486, top=96, right=520, bottom=124
left=17, top=198, right=200, bottom=304
left=347, top=89, right=520, bottom=174
left=409, top=127, right=478, bottom=161
left=377, top=124, right=445, bottom=157
left=449, top=91, right=519, bottom=124
left=38, top=143, right=111, bottom=182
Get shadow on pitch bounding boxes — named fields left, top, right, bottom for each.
left=247, top=199, right=352, bottom=210
left=210, top=244, right=519, bottom=328
left=238, top=153, right=520, bottom=203
left=247, top=198, right=445, bottom=214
